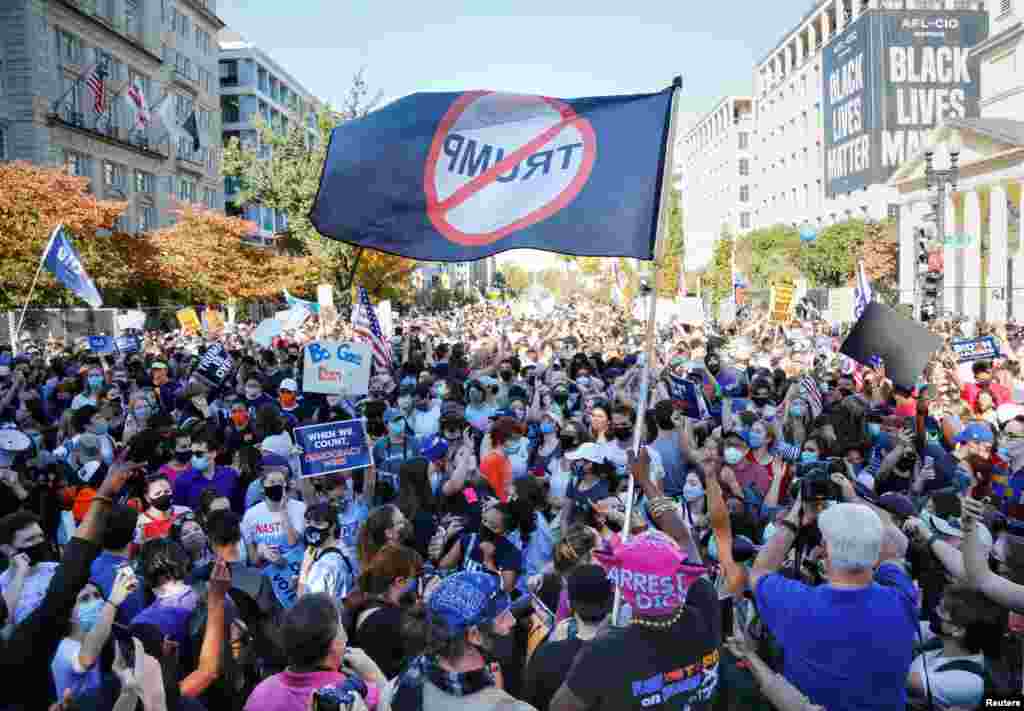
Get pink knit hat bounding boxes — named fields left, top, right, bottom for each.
left=593, top=530, right=706, bottom=617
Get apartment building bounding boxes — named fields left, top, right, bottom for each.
left=0, top=0, right=224, bottom=233
left=676, top=97, right=755, bottom=270
left=218, top=29, right=324, bottom=245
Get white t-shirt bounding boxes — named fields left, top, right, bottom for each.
left=909, top=649, right=985, bottom=710
left=410, top=402, right=441, bottom=438
left=0, top=562, right=58, bottom=625
left=241, top=499, right=307, bottom=551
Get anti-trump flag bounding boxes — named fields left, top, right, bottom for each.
left=310, top=87, right=676, bottom=262
left=42, top=224, right=102, bottom=308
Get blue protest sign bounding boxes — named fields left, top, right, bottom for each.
left=88, top=336, right=114, bottom=354
left=952, top=336, right=1000, bottom=363
left=294, top=418, right=373, bottom=478
left=114, top=335, right=140, bottom=353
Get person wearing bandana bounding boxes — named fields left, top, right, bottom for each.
left=391, top=571, right=532, bottom=711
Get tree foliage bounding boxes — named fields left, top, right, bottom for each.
left=498, top=263, right=531, bottom=295
left=738, top=225, right=801, bottom=289
left=656, top=187, right=685, bottom=298
left=796, top=219, right=869, bottom=288
left=708, top=237, right=733, bottom=308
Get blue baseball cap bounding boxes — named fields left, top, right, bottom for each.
left=954, top=422, right=994, bottom=445
left=428, top=571, right=510, bottom=633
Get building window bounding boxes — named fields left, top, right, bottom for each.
left=177, top=176, right=196, bottom=202
left=740, top=212, right=751, bottom=229
left=0, top=126, right=6, bottom=160
left=740, top=185, right=750, bottom=203
left=219, top=60, right=238, bottom=86
left=259, top=100, right=270, bottom=123
left=57, top=29, right=82, bottom=64
left=1000, top=0, right=1012, bottom=14
left=258, top=67, right=268, bottom=93
left=124, top=0, right=139, bottom=36
left=262, top=207, right=274, bottom=232
left=738, top=132, right=749, bottom=150
left=739, top=158, right=750, bottom=176
left=103, top=161, right=126, bottom=191
left=178, top=12, right=190, bottom=40
left=64, top=150, right=91, bottom=178
left=135, top=170, right=154, bottom=194
left=221, top=95, right=240, bottom=123
left=138, top=204, right=157, bottom=232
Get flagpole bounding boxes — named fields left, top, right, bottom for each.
left=612, top=75, right=683, bottom=627
left=13, top=225, right=62, bottom=355
left=51, top=63, right=97, bottom=114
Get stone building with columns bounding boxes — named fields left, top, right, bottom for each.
left=891, top=0, right=1024, bottom=321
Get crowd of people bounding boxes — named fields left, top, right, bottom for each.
left=2, top=296, right=1024, bottom=711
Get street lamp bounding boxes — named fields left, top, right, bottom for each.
left=919, top=133, right=961, bottom=320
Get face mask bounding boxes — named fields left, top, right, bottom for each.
left=245, top=388, right=261, bottom=401
left=192, top=455, right=209, bottom=472
left=150, top=494, right=173, bottom=512
left=19, top=541, right=51, bottom=566
left=850, top=462, right=865, bottom=474
left=401, top=377, right=416, bottom=388
left=398, top=396, right=412, bottom=410
left=867, top=423, right=881, bottom=438
left=92, top=422, right=109, bottom=436
left=304, top=526, right=329, bottom=548
left=724, top=447, right=744, bottom=465
left=512, top=407, right=526, bottom=421
left=174, top=450, right=191, bottom=464
left=790, top=404, right=805, bottom=418
left=231, top=411, right=249, bottom=427
left=747, top=432, right=764, bottom=449
left=389, top=420, right=405, bottom=436
left=87, top=375, right=104, bottom=390
left=500, top=371, right=513, bottom=382
left=683, top=482, right=705, bottom=502
left=615, top=426, right=633, bottom=442
left=540, top=422, right=555, bottom=435
left=416, top=400, right=431, bottom=412
left=801, top=451, right=819, bottom=464
left=76, top=598, right=104, bottom=632
left=469, top=390, right=483, bottom=404
left=264, top=484, right=285, bottom=503
left=503, top=442, right=519, bottom=455
left=181, top=530, right=208, bottom=556
left=577, top=376, right=589, bottom=388
left=133, top=406, right=150, bottom=421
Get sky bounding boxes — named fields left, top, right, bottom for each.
left=217, top=0, right=819, bottom=269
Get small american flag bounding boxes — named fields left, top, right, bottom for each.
left=85, top=61, right=108, bottom=115
left=352, top=286, right=393, bottom=372
left=800, top=374, right=823, bottom=418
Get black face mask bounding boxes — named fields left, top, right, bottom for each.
left=264, top=485, right=284, bottom=503
left=558, top=435, right=577, bottom=451
left=174, top=451, right=191, bottom=464
left=553, top=391, right=569, bottom=404
left=304, top=526, right=330, bottom=548
left=478, top=526, right=499, bottom=544
left=657, top=417, right=675, bottom=430
left=19, top=541, right=53, bottom=566
left=706, top=360, right=721, bottom=376
left=752, top=397, right=773, bottom=408
left=149, top=495, right=173, bottom=512
left=615, top=427, right=633, bottom=442
left=500, top=371, right=513, bottom=382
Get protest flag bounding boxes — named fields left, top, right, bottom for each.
left=310, top=82, right=678, bottom=263
left=352, top=286, right=393, bottom=372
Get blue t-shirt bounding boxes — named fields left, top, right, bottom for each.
left=372, top=436, right=422, bottom=489
left=89, top=551, right=145, bottom=625
left=754, top=563, right=917, bottom=711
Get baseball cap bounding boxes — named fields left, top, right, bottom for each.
left=876, top=492, right=916, bottom=520
left=564, top=442, right=607, bottom=464
left=428, top=571, right=511, bottom=633
left=151, top=361, right=168, bottom=371
left=279, top=378, right=298, bottom=392
left=954, top=422, right=994, bottom=445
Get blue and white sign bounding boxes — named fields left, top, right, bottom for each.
left=952, top=336, right=1000, bottom=363
left=115, top=335, right=141, bottom=353
left=42, top=224, right=103, bottom=308
left=302, top=340, right=372, bottom=396
left=88, top=336, right=114, bottom=354
left=294, top=418, right=373, bottom=479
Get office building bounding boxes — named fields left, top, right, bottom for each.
left=0, top=0, right=224, bottom=232
left=218, top=29, right=324, bottom=245
left=677, top=97, right=755, bottom=270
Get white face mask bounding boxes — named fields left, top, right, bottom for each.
left=724, top=447, right=744, bottom=465
left=683, top=481, right=705, bottom=502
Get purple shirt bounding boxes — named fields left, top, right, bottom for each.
left=243, top=670, right=379, bottom=711
left=172, top=465, right=243, bottom=513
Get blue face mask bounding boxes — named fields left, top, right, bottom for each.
left=76, top=598, right=104, bottom=632
left=801, top=451, right=819, bottom=464
left=867, top=423, right=881, bottom=438
left=747, top=432, right=764, bottom=449
left=999, top=447, right=1010, bottom=460
left=192, top=455, right=209, bottom=472
left=92, top=422, right=109, bottom=436
left=389, top=420, right=405, bottom=435
left=504, top=442, right=519, bottom=455
left=850, top=462, right=865, bottom=475
left=87, top=375, right=104, bottom=391
left=790, top=405, right=805, bottom=418
left=133, top=406, right=150, bottom=421
left=540, top=422, right=555, bottom=434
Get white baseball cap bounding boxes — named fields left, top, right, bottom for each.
left=279, top=378, right=299, bottom=392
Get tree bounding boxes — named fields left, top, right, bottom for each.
left=655, top=187, right=684, bottom=298
left=222, top=69, right=385, bottom=309
left=708, top=237, right=733, bottom=309
left=858, top=219, right=898, bottom=286
left=498, top=263, right=530, bottom=295
left=0, top=162, right=155, bottom=310
left=738, top=224, right=801, bottom=289
left=796, top=219, right=868, bottom=288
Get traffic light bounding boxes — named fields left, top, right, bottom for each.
left=923, top=272, right=941, bottom=299
left=916, top=228, right=930, bottom=270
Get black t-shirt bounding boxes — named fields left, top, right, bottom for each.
left=351, top=604, right=408, bottom=680
left=524, top=637, right=586, bottom=711
left=564, top=577, right=721, bottom=710
left=459, top=532, right=523, bottom=575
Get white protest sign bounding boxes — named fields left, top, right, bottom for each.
left=377, top=300, right=393, bottom=339
left=277, top=307, right=309, bottom=332
left=719, top=298, right=736, bottom=325
left=678, top=297, right=704, bottom=324
left=252, top=318, right=282, bottom=348
left=317, top=284, right=334, bottom=311
left=303, top=340, right=372, bottom=396
left=117, top=310, right=146, bottom=332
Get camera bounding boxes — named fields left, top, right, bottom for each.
left=796, top=458, right=844, bottom=502
left=312, top=676, right=369, bottom=711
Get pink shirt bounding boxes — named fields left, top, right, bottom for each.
left=732, top=455, right=773, bottom=496
left=243, top=670, right=379, bottom=711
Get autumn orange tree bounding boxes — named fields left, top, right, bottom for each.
left=0, top=161, right=157, bottom=310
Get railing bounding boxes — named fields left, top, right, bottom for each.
left=50, top=98, right=168, bottom=157
left=176, top=145, right=206, bottom=166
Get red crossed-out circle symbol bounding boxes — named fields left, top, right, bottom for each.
left=424, top=91, right=597, bottom=247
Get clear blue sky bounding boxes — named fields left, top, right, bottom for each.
left=217, top=0, right=817, bottom=267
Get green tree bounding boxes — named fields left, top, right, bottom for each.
left=222, top=69, right=384, bottom=309
left=498, top=263, right=531, bottom=295
left=797, top=219, right=868, bottom=287
left=740, top=224, right=801, bottom=289
left=708, top=237, right=734, bottom=310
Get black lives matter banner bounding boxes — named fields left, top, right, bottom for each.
left=823, top=10, right=987, bottom=197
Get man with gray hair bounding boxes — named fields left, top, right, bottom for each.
left=749, top=489, right=917, bottom=711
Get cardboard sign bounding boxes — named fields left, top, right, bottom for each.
left=677, top=297, right=705, bottom=325
left=840, top=302, right=942, bottom=388
left=176, top=308, right=201, bottom=335
left=828, top=288, right=855, bottom=323
left=302, top=341, right=372, bottom=396
left=252, top=318, right=282, bottom=348
left=194, top=343, right=236, bottom=388
left=952, top=336, right=1000, bottom=363
left=277, top=307, right=309, bottom=332
left=115, top=335, right=141, bottom=353
left=769, top=283, right=797, bottom=323
left=117, top=310, right=146, bottom=332
left=294, top=419, right=373, bottom=478
left=317, top=284, right=334, bottom=311
left=377, top=300, right=393, bottom=339
left=204, top=309, right=225, bottom=335
left=88, top=336, right=114, bottom=354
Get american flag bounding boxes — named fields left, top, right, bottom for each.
left=854, top=260, right=873, bottom=321
left=85, top=61, right=108, bottom=115
left=352, top=286, right=393, bottom=372
left=126, top=82, right=149, bottom=130
left=800, top=374, right=823, bottom=418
